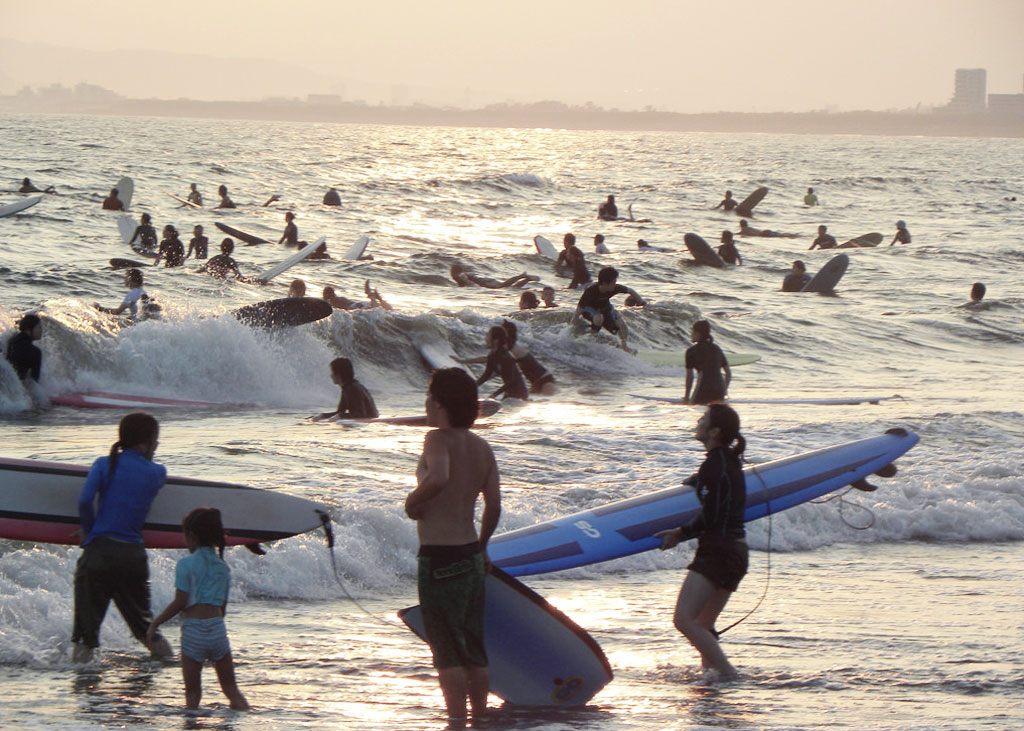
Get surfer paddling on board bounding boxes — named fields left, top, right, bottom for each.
left=598, top=194, right=618, bottom=220
left=95, top=268, right=160, bottom=320
left=147, top=508, right=249, bottom=711
left=321, top=280, right=393, bottom=311
left=71, top=412, right=173, bottom=664
left=201, top=239, right=251, bottom=281
left=738, top=219, right=798, bottom=238
left=809, top=225, right=838, bottom=250
left=718, top=231, right=742, bottom=265
left=404, top=367, right=502, bottom=728
left=572, top=266, right=646, bottom=354
left=684, top=320, right=731, bottom=405
left=312, top=357, right=379, bottom=420
left=782, top=260, right=811, bottom=292
left=216, top=185, right=236, bottom=209
left=20, top=177, right=55, bottom=194
left=713, top=191, right=737, bottom=212
left=5, top=313, right=42, bottom=383
left=889, top=220, right=911, bottom=246
left=450, top=263, right=538, bottom=289
left=655, top=404, right=748, bottom=679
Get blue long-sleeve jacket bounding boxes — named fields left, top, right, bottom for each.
left=78, top=449, right=167, bottom=545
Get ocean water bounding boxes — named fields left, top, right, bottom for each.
left=1, top=113, right=1022, bottom=730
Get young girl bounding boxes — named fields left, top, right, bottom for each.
left=147, top=508, right=249, bottom=711
left=475, top=325, right=529, bottom=401
left=656, top=404, right=748, bottom=678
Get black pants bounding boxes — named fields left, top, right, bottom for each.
left=71, top=537, right=163, bottom=648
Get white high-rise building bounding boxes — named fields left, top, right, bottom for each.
left=947, top=68, right=987, bottom=112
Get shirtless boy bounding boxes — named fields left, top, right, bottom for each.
left=404, top=368, right=501, bottom=727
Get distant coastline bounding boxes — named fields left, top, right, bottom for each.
left=2, top=96, right=1021, bottom=138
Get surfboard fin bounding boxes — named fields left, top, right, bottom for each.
left=245, top=543, right=267, bottom=555
left=851, top=478, right=877, bottom=492
left=874, top=463, right=898, bottom=478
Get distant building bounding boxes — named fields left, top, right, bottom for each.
left=947, top=68, right=987, bottom=113
left=988, top=94, right=1024, bottom=115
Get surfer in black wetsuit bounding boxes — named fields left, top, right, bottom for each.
left=202, top=238, right=250, bottom=281
left=598, top=195, right=618, bottom=220
left=186, top=225, right=209, bottom=260
left=20, top=178, right=55, bottom=194
left=656, top=404, right=748, bottom=679
left=782, top=260, right=811, bottom=292
left=889, top=220, right=911, bottom=246
left=5, top=313, right=42, bottom=382
left=154, top=225, right=185, bottom=267
left=323, top=188, right=341, bottom=206
left=277, top=212, right=302, bottom=247
left=809, top=225, right=837, bottom=250
left=313, top=357, right=379, bottom=420
left=718, top=231, right=742, bottom=265
left=216, top=185, right=236, bottom=209
left=475, top=325, right=529, bottom=400
left=713, top=191, right=737, bottom=212
left=128, top=213, right=158, bottom=254
left=502, top=320, right=556, bottom=395
left=572, top=266, right=646, bottom=353
left=684, top=320, right=731, bottom=405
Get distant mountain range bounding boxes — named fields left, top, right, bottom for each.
left=0, top=36, right=351, bottom=101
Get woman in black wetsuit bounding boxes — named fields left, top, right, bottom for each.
left=684, top=320, right=731, bottom=405
left=475, top=325, right=529, bottom=401
left=656, top=404, right=747, bottom=678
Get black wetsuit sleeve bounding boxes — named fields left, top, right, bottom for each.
left=476, top=352, right=499, bottom=388
left=685, top=450, right=731, bottom=537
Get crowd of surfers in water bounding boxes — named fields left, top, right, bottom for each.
left=4, top=175, right=1001, bottom=727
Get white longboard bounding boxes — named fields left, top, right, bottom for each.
left=0, top=457, right=326, bottom=549
left=116, top=176, right=134, bottom=210
left=630, top=393, right=902, bottom=406
left=400, top=568, right=613, bottom=706
left=258, top=236, right=328, bottom=282
left=0, top=196, right=42, bottom=218
left=343, top=236, right=370, bottom=260
left=533, top=235, right=558, bottom=259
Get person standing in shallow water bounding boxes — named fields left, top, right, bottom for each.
left=405, top=368, right=501, bottom=728
left=684, top=320, right=731, bottom=405
left=72, top=412, right=173, bottom=663
left=656, top=404, right=748, bottom=679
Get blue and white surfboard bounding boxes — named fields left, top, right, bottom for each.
left=489, top=429, right=919, bottom=577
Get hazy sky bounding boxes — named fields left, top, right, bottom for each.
left=6, top=0, right=1024, bottom=111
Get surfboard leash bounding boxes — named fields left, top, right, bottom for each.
left=317, top=511, right=403, bottom=630
left=809, top=488, right=877, bottom=530
left=716, top=465, right=774, bottom=638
